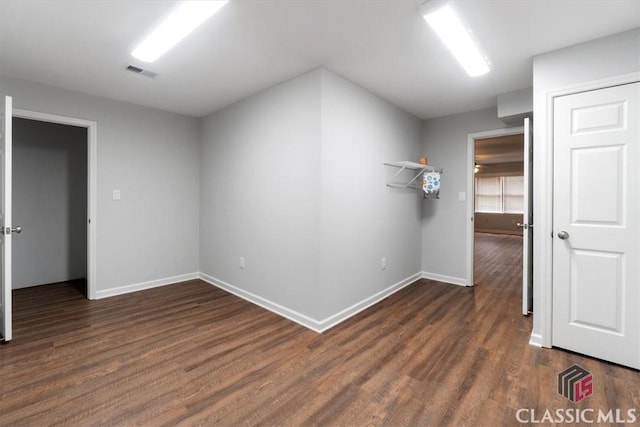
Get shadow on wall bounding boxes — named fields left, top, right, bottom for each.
left=421, top=198, right=438, bottom=218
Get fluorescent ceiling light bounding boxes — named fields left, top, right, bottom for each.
left=132, top=0, right=228, bottom=63
left=421, top=1, right=490, bottom=77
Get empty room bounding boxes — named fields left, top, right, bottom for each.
left=1, top=1, right=639, bottom=425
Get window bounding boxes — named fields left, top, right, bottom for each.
left=475, top=175, right=524, bottom=213
left=475, top=176, right=501, bottom=212
left=503, top=176, right=524, bottom=213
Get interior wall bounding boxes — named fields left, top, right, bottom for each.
left=474, top=213, right=523, bottom=235
left=531, top=28, right=640, bottom=343
left=200, top=68, right=423, bottom=325
left=319, top=69, right=422, bottom=319
left=12, top=118, right=87, bottom=289
left=421, top=107, right=515, bottom=282
left=200, top=69, right=323, bottom=319
left=0, top=75, right=201, bottom=296
left=497, top=88, right=533, bottom=125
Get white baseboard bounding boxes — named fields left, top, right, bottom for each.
left=199, top=272, right=324, bottom=332
left=95, top=272, right=199, bottom=299
left=421, top=271, right=468, bottom=287
left=199, top=271, right=423, bottom=333
left=316, top=272, right=423, bottom=332
left=94, top=270, right=425, bottom=333
left=529, top=332, right=544, bottom=347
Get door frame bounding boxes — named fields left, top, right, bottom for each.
left=13, top=109, right=97, bottom=299
left=535, top=71, right=640, bottom=348
left=466, top=126, right=524, bottom=287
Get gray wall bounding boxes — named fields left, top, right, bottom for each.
left=319, top=70, right=422, bottom=318
left=200, top=69, right=323, bottom=318
left=12, top=118, right=87, bottom=288
left=421, top=107, right=514, bottom=281
left=200, top=68, right=423, bottom=322
left=497, top=87, right=533, bottom=125
left=4, top=68, right=421, bottom=325
left=0, top=76, right=201, bottom=295
left=531, top=28, right=640, bottom=341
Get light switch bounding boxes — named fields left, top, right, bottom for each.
left=458, top=192, right=466, bottom=201
left=112, top=189, right=121, bottom=201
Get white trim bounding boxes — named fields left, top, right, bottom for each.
left=421, top=271, right=468, bottom=287
left=199, top=272, right=323, bottom=332
left=466, top=134, right=475, bottom=286
left=466, top=126, right=524, bottom=288
left=529, top=333, right=543, bottom=347
left=318, top=272, right=423, bottom=331
left=200, top=272, right=423, bottom=333
left=2, top=96, right=14, bottom=341
left=536, top=71, right=640, bottom=349
left=95, top=272, right=199, bottom=299
left=12, top=108, right=98, bottom=300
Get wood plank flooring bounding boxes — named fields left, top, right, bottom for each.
left=1, top=233, right=639, bottom=426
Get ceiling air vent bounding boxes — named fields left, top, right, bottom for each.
left=125, top=65, right=157, bottom=78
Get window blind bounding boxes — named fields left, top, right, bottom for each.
left=475, top=175, right=524, bottom=214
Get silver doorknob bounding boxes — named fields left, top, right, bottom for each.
left=557, top=231, right=569, bottom=240
left=516, top=223, right=528, bottom=230
left=2, top=226, right=21, bottom=234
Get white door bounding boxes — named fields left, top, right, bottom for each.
left=1, top=96, right=13, bottom=342
left=552, top=82, right=640, bottom=369
left=522, top=117, right=533, bottom=315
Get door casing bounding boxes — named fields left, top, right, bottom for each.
left=535, top=71, right=640, bottom=348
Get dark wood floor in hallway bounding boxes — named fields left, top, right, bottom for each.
left=1, top=233, right=639, bottom=426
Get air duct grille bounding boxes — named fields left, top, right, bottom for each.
left=125, top=65, right=157, bottom=78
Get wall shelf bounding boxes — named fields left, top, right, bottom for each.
left=384, top=161, right=443, bottom=190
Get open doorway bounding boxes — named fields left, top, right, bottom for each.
left=465, top=127, right=525, bottom=290
left=11, top=109, right=97, bottom=300
left=474, top=134, right=525, bottom=236
left=472, top=133, right=525, bottom=294
left=12, top=118, right=88, bottom=295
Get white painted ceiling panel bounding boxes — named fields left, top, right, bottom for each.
left=1, top=0, right=638, bottom=118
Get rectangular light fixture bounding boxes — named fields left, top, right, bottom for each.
left=132, top=0, right=229, bottom=63
left=421, top=1, right=490, bottom=77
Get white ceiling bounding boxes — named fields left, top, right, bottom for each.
left=1, top=1, right=638, bottom=119
left=475, top=134, right=523, bottom=165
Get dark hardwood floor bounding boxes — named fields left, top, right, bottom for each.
left=2, top=233, right=639, bottom=426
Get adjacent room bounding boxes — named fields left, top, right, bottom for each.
left=1, top=1, right=639, bottom=425
left=12, top=118, right=88, bottom=296
left=472, top=132, right=528, bottom=307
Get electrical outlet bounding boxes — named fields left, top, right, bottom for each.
left=381, top=257, right=387, bottom=270
left=239, top=257, right=245, bottom=269
left=112, top=189, right=121, bottom=200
